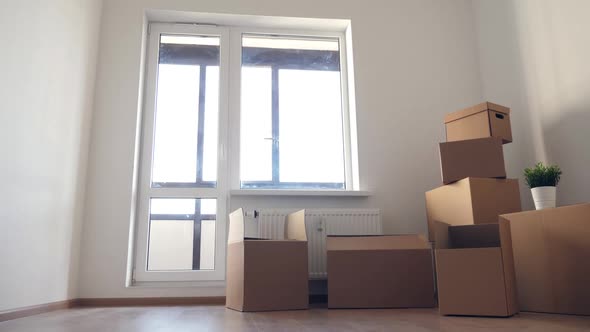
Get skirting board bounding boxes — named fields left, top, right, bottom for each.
left=0, top=297, right=226, bottom=322
left=76, top=296, right=226, bottom=307
left=0, top=299, right=77, bottom=322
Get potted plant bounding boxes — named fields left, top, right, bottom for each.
left=523, top=162, right=562, bottom=210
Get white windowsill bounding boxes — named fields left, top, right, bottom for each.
left=230, top=189, right=371, bottom=197
left=129, top=280, right=226, bottom=288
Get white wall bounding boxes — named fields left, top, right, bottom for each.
left=473, top=0, right=590, bottom=207
left=79, top=0, right=483, bottom=298
left=0, top=0, right=102, bottom=311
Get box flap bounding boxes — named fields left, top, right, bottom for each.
left=228, top=208, right=246, bottom=244
left=285, top=209, right=307, bottom=241
left=433, top=221, right=451, bottom=249
left=498, top=219, right=519, bottom=315
left=327, top=234, right=430, bottom=251
left=444, top=101, right=510, bottom=124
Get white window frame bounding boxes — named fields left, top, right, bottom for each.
left=133, top=20, right=358, bottom=283
left=134, top=23, right=230, bottom=282
left=228, top=26, right=355, bottom=191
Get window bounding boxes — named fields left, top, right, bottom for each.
left=240, top=35, right=347, bottom=189
left=135, top=22, right=355, bottom=283
left=135, top=25, right=229, bottom=282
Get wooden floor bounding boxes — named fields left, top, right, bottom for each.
left=1, top=305, right=589, bottom=332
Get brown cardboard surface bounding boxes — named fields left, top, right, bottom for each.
left=439, top=137, right=506, bottom=184
left=225, top=242, right=245, bottom=311
left=446, top=111, right=491, bottom=142
left=489, top=111, right=513, bottom=143
left=327, top=235, right=435, bottom=309
left=425, top=178, right=521, bottom=242
left=444, top=102, right=510, bottom=123
left=499, top=204, right=590, bottom=315
left=243, top=241, right=308, bottom=311
left=434, top=222, right=518, bottom=317
left=327, top=235, right=430, bottom=251
left=226, top=209, right=309, bottom=312
left=444, top=102, right=512, bottom=144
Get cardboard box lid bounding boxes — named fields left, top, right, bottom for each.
left=444, top=101, right=510, bottom=124
left=228, top=208, right=307, bottom=244
left=327, top=234, right=430, bottom=251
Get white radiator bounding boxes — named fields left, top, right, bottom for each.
left=256, top=209, right=382, bottom=279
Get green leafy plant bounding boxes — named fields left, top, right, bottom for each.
left=523, top=162, right=562, bottom=188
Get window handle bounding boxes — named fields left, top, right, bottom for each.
left=263, top=137, right=279, bottom=142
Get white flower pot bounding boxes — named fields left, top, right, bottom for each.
left=531, top=186, right=556, bottom=210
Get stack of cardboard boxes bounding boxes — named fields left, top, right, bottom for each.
left=425, top=102, right=522, bottom=317
left=225, top=101, right=590, bottom=316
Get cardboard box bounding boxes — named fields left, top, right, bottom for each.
left=425, top=177, right=521, bottom=242
left=434, top=222, right=518, bottom=317
left=499, top=203, right=590, bottom=315
left=226, top=209, right=309, bottom=312
left=439, top=137, right=506, bottom=185
left=327, top=235, right=435, bottom=309
left=445, top=102, right=512, bottom=144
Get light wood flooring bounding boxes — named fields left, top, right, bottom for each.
left=1, top=305, right=589, bottom=332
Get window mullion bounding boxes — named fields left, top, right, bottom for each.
left=192, top=199, right=202, bottom=270
left=196, top=65, right=207, bottom=184
left=271, top=66, right=280, bottom=185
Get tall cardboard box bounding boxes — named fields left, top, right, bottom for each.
left=425, top=177, right=521, bottom=241
left=445, top=102, right=512, bottom=144
left=327, top=235, right=435, bottom=309
left=499, top=204, right=590, bottom=315
left=439, top=137, right=506, bottom=185
left=434, top=222, right=518, bottom=317
left=226, top=209, right=309, bottom=312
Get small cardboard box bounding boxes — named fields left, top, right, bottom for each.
left=226, top=209, right=309, bottom=312
left=327, top=235, right=435, bottom=309
left=499, top=203, right=590, bottom=315
left=425, top=177, right=521, bottom=242
left=434, top=222, right=518, bottom=317
left=445, top=102, right=512, bottom=144
left=439, top=137, right=506, bottom=185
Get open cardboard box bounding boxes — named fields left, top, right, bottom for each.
left=425, top=177, right=521, bottom=242
left=434, top=221, right=518, bottom=317
left=499, top=203, right=590, bottom=315
left=445, top=101, right=512, bottom=144
left=439, top=137, right=506, bottom=185
left=327, top=235, right=435, bottom=309
left=226, top=209, right=309, bottom=312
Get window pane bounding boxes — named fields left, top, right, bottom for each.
left=279, top=69, right=345, bottom=183
left=151, top=35, right=220, bottom=186
left=147, top=198, right=216, bottom=271
left=240, top=66, right=273, bottom=182
left=148, top=219, right=194, bottom=271
left=203, top=66, right=219, bottom=182
left=240, top=34, right=345, bottom=188
left=152, top=64, right=200, bottom=183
